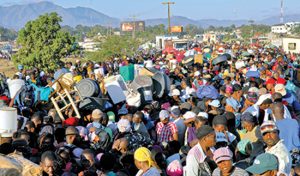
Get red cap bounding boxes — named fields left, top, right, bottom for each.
left=63, top=117, right=79, bottom=127
left=276, top=77, right=286, bottom=85
left=266, top=78, right=276, bottom=85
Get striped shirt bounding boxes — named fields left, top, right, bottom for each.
left=156, top=122, right=178, bottom=142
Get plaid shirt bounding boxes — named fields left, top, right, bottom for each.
left=156, top=122, right=178, bottom=142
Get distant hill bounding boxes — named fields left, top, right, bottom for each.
left=0, top=1, right=120, bottom=30
left=1, top=1, right=300, bottom=30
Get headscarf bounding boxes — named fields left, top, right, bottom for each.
left=134, top=147, right=155, bottom=167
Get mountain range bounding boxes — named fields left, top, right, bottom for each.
left=1, top=1, right=300, bottom=30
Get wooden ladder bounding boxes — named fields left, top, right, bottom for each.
left=50, top=87, right=83, bottom=121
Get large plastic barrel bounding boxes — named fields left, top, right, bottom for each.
left=0, top=107, right=17, bottom=137
left=131, top=76, right=153, bottom=102
left=76, top=79, right=101, bottom=97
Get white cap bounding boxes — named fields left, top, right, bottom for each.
left=183, top=111, right=196, bottom=120
left=197, top=112, right=208, bottom=119
left=169, top=89, right=180, bottom=96
left=256, top=94, right=272, bottom=106
left=248, top=87, right=259, bottom=94
left=209, top=100, right=221, bottom=108
left=194, top=71, right=200, bottom=77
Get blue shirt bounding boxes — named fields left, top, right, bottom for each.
left=276, top=118, right=300, bottom=151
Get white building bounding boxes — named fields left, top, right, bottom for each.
left=78, top=38, right=100, bottom=52
left=203, top=32, right=218, bottom=43
left=271, top=22, right=300, bottom=34
left=282, top=37, right=300, bottom=54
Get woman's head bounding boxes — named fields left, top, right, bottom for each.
left=134, top=147, right=155, bottom=170
left=213, top=147, right=233, bottom=175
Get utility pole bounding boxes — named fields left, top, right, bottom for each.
left=280, top=0, right=284, bottom=23
left=162, top=1, right=175, bottom=35
left=130, top=15, right=137, bottom=39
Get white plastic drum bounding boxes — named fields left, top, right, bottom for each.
left=0, top=107, right=18, bottom=137
left=8, top=79, right=25, bottom=98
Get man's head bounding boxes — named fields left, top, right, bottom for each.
left=271, top=102, right=284, bottom=121
left=25, top=121, right=35, bottom=133
left=265, top=78, right=276, bottom=91
left=196, top=125, right=216, bottom=148
left=159, top=110, right=170, bottom=124
left=81, top=149, right=95, bottom=169
left=257, top=94, right=272, bottom=110
left=233, top=84, right=243, bottom=97
left=133, top=111, right=144, bottom=124
left=195, top=112, right=208, bottom=129
left=260, top=121, right=280, bottom=148
left=271, top=92, right=282, bottom=103
left=246, top=153, right=278, bottom=176
left=92, top=109, right=103, bottom=122
left=40, top=151, right=56, bottom=176
left=212, top=115, right=228, bottom=133
left=170, top=106, right=181, bottom=119
left=31, top=112, right=43, bottom=128
left=65, top=126, right=79, bottom=145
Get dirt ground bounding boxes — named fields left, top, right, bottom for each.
left=0, top=57, right=89, bottom=78
left=0, top=59, right=17, bottom=78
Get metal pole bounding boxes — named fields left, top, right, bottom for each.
left=162, top=2, right=175, bottom=35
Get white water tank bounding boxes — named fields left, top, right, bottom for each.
left=0, top=107, right=18, bottom=137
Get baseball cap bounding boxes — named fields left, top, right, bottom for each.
left=170, top=106, right=181, bottom=117
left=215, top=132, right=228, bottom=143
left=209, top=99, right=220, bottom=108
left=256, top=94, right=272, bottom=106
left=260, top=120, right=279, bottom=135
left=266, top=78, right=276, bottom=85
left=180, top=102, right=192, bottom=111
left=246, top=153, right=278, bottom=174
left=169, top=89, right=180, bottom=96
left=212, top=115, right=227, bottom=126
left=213, top=147, right=233, bottom=163
left=118, top=107, right=128, bottom=115
left=65, top=126, right=79, bottom=136
left=194, top=71, right=200, bottom=77
left=92, top=109, right=103, bottom=120
left=196, top=125, right=215, bottom=140
left=197, top=112, right=208, bottom=119
left=274, top=84, right=287, bottom=96
left=159, top=110, right=170, bottom=120
left=183, top=111, right=196, bottom=120
left=248, top=87, right=259, bottom=94
left=107, top=111, right=115, bottom=122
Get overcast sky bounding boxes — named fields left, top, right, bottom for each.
left=0, top=0, right=299, bottom=21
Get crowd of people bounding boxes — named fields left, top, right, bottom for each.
left=1, top=41, right=300, bottom=176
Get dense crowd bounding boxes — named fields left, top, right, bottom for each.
left=1, top=42, right=300, bottom=176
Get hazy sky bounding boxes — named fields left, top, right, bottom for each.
left=0, top=0, right=299, bottom=21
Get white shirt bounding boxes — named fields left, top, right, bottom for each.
left=265, top=140, right=292, bottom=175
left=185, top=143, right=207, bottom=176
